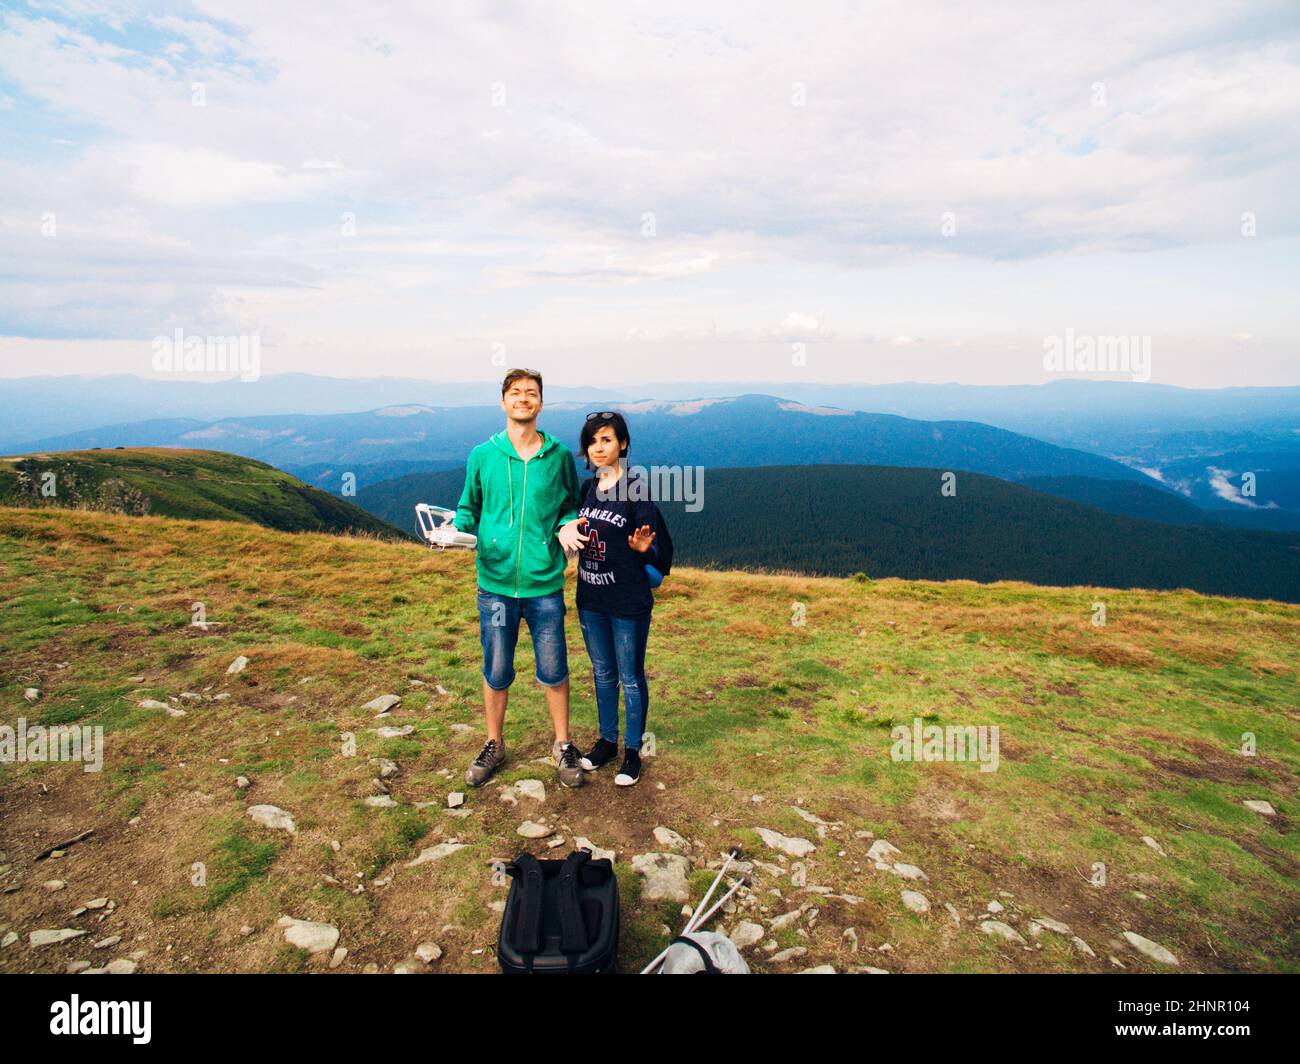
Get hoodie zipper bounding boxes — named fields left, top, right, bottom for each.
left=515, top=452, right=529, bottom=596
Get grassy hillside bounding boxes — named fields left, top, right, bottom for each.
left=0, top=507, right=1296, bottom=974
left=0, top=448, right=404, bottom=539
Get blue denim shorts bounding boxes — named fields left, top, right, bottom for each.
left=476, top=588, right=569, bottom=690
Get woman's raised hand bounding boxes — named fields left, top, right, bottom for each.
left=628, top=524, right=656, bottom=553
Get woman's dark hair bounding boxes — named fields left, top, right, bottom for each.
left=579, top=411, right=630, bottom=470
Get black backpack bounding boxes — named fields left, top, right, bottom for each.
left=497, top=850, right=620, bottom=974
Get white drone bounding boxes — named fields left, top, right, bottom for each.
left=415, top=503, right=477, bottom=551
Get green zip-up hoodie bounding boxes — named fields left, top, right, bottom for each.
left=452, top=430, right=580, bottom=598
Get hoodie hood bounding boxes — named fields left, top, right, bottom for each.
left=489, top=429, right=560, bottom=460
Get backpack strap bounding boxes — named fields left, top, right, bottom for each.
left=669, top=934, right=721, bottom=974
left=510, top=853, right=545, bottom=966
left=557, top=850, right=591, bottom=969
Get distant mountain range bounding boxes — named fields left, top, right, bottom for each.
left=0, top=448, right=402, bottom=538
left=12, top=393, right=1158, bottom=490
left=4, top=374, right=1296, bottom=466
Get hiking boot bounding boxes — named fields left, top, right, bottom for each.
left=579, top=737, right=619, bottom=772
left=614, top=748, right=642, bottom=787
left=552, top=738, right=586, bottom=788
left=466, top=738, right=506, bottom=787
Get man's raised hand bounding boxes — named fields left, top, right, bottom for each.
left=557, top=517, right=590, bottom=552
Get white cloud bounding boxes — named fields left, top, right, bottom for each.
left=0, top=1, right=1297, bottom=384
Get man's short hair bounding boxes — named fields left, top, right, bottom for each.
left=502, top=368, right=543, bottom=397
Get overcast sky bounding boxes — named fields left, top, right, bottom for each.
left=1, top=0, right=1298, bottom=388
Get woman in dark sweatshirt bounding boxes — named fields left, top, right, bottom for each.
left=573, top=412, right=658, bottom=786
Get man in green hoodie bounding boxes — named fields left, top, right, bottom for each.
left=453, top=369, right=591, bottom=788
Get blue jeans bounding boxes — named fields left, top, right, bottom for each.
left=578, top=607, right=651, bottom=750
left=477, top=588, right=569, bottom=690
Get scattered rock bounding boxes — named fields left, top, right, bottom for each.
left=42, top=880, right=66, bottom=891
left=137, top=699, right=170, bottom=711
left=1243, top=800, right=1276, bottom=817
left=729, top=921, right=764, bottom=949
left=653, top=826, right=688, bottom=851
left=246, top=805, right=296, bottom=833
left=364, top=795, right=398, bottom=808
left=770, top=907, right=806, bottom=931
left=979, top=920, right=1026, bottom=945
left=276, top=916, right=339, bottom=954
left=769, top=946, right=808, bottom=963
left=450, top=723, right=473, bottom=736
left=372, top=725, right=414, bottom=738
left=84, top=958, right=137, bottom=975
left=371, top=758, right=400, bottom=779
left=66, top=960, right=91, bottom=973
left=1, top=931, right=18, bottom=948
left=516, top=821, right=553, bottom=839
left=1072, top=936, right=1097, bottom=957
left=24, top=688, right=40, bottom=702
left=406, top=843, right=468, bottom=867
left=363, top=694, right=403, bottom=714
left=986, top=900, right=1005, bottom=914
left=799, top=964, right=837, bottom=974
left=226, top=656, right=249, bottom=675
left=31, top=928, right=88, bottom=947
left=1141, top=836, right=1166, bottom=857
left=166, top=706, right=187, bottom=718
left=1123, top=931, right=1179, bottom=966
left=886, top=863, right=928, bottom=881
left=866, top=839, right=901, bottom=863
left=901, top=890, right=930, bottom=914
left=516, top=779, right=546, bottom=802
left=631, top=852, right=692, bottom=902
left=944, top=902, right=961, bottom=926
left=415, top=941, right=442, bottom=963
left=447, top=792, right=465, bottom=809
left=755, top=827, right=815, bottom=858
left=329, top=947, right=348, bottom=969
left=93, top=936, right=122, bottom=949
left=1029, top=916, right=1072, bottom=936
left=235, top=776, right=251, bottom=790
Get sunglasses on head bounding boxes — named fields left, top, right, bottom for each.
left=585, top=411, right=618, bottom=421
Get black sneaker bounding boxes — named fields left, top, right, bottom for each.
left=579, top=738, right=618, bottom=771
left=614, top=748, right=642, bottom=787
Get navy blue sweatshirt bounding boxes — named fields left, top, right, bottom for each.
left=574, top=469, right=658, bottom=617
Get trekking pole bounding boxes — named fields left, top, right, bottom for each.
left=684, top=874, right=748, bottom=935
left=640, top=848, right=739, bottom=974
